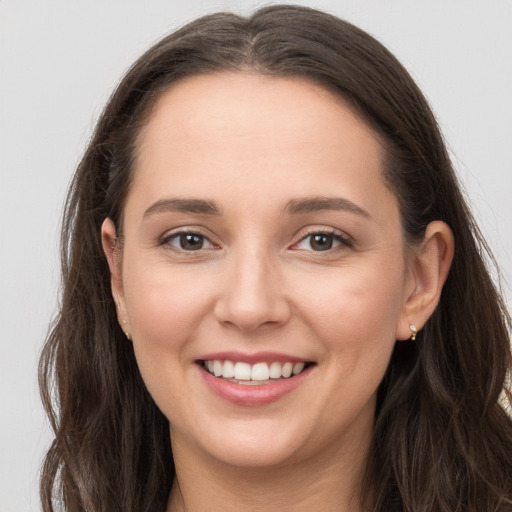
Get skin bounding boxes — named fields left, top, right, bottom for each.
left=102, top=73, right=453, bottom=511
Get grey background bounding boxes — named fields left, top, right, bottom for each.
left=1, top=1, right=511, bottom=510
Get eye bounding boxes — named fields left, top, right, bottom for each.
left=163, top=232, right=216, bottom=251
left=292, top=231, right=352, bottom=252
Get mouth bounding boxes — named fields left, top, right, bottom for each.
left=199, top=359, right=313, bottom=385
left=196, top=352, right=315, bottom=405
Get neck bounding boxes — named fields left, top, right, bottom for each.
left=166, top=428, right=371, bottom=512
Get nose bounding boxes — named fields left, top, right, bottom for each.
left=213, top=243, right=291, bottom=332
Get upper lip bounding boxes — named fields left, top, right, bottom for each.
left=197, top=351, right=311, bottom=364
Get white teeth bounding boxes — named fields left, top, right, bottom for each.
left=269, top=362, right=282, bottom=379
left=233, top=361, right=251, bottom=380
left=281, top=362, right=293, bottom=378
left=213, top=360, right=223, bottom=377
left=203, top=359, right=308, bottom=381
left=251, top=362, right=270, bottom=381
left=292, top=362, right=305, bottom=375
left=223, top=360, right=235, bottom=378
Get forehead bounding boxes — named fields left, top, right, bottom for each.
left=136, top=72, right=381, bottom=159
left=128, top=72, right=397, bottom=224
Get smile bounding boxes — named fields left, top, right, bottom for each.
left=197, top=353, right=315, bottom=406
left=202, top=360, right=308, bottom=384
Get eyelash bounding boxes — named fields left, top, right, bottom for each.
left=159, top=228, right=353, bottom=253
left=290, top=228, right=353, bottom=252
left=159, top=230, right=218, bottom=252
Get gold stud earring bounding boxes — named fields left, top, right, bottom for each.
left=409, top=324, right=417, bottom=341
left=120, top=320, right=131, bottom=340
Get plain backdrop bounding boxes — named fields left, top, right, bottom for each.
left=1, top=1, right=511, bottom=510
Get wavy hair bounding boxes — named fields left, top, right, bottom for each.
left=39, top=5, right=512, bottom=511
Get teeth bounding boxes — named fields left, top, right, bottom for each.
left=269, top=362, right=282, bottom=379
left=213, top=360, right=223, bottom=377
left=223, top=360, right=235, bottom=378
left=282, top=362, right=293, bottom=378
left=292, top=362, right=305, bottom=375
left=233, top=362, right=251, bottom=380
left=251, top=362, right=270, bottom=381
left=203, top=359, right=308, bottom=381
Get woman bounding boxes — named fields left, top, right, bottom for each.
left=39, top=5, right=512, bottom=511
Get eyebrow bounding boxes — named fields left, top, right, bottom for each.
left=283, top=196, right=371, bottom=218
left=143, top=198, right=222, bottom=218
left=142, top=196, right=370, bottom=219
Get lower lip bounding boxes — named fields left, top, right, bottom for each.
left=199, top=365, right=313, bottom=406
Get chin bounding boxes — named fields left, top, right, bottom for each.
left=185, top=418, right=310, bottom=469
left=206, top=441, right=300, bottom=469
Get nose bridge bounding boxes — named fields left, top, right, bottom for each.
left=235, top=239, right=273, bottom=299
left=215, top=236, right=289, bottom=331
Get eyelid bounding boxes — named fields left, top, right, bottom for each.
left=289, top=226, right=353, bottom=251
left=157, top=225, right=352, bottom=252
left=159, top=227, right=220, bottom=251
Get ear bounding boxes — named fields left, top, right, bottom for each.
left=396, top=221, right=454, bottom=340
left=101, top=218, right=131, bottom=338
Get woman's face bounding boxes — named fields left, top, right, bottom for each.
left=105, top=73, right=415, bottom=468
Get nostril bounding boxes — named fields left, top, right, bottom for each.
left=213, top=262, right=291, bottom=331
left=214, top=297, right=291, bottom=332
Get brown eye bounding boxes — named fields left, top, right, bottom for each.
left=164, top=232, right=215, bottom=251
left=309, top=234, right=334, bottom=251
left=180, top=234, right=204, bottom=250
left=293, top=231, right=351, bottom=252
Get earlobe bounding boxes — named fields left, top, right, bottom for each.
left=396, top=221, right=454, bottom=340
left=101, top=218, right=131, bottom=338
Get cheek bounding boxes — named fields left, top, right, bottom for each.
left=292, top=261, right=405, bottom=390
left=124, top=262, right=213, bottom=333
left=120, top=265, right=220, bottom=422
left=121, top=264, right=216, bottom=380
left=299, top=264, right=404, bottom=337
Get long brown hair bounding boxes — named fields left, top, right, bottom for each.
left=39, top=5, right=512, bottom=511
